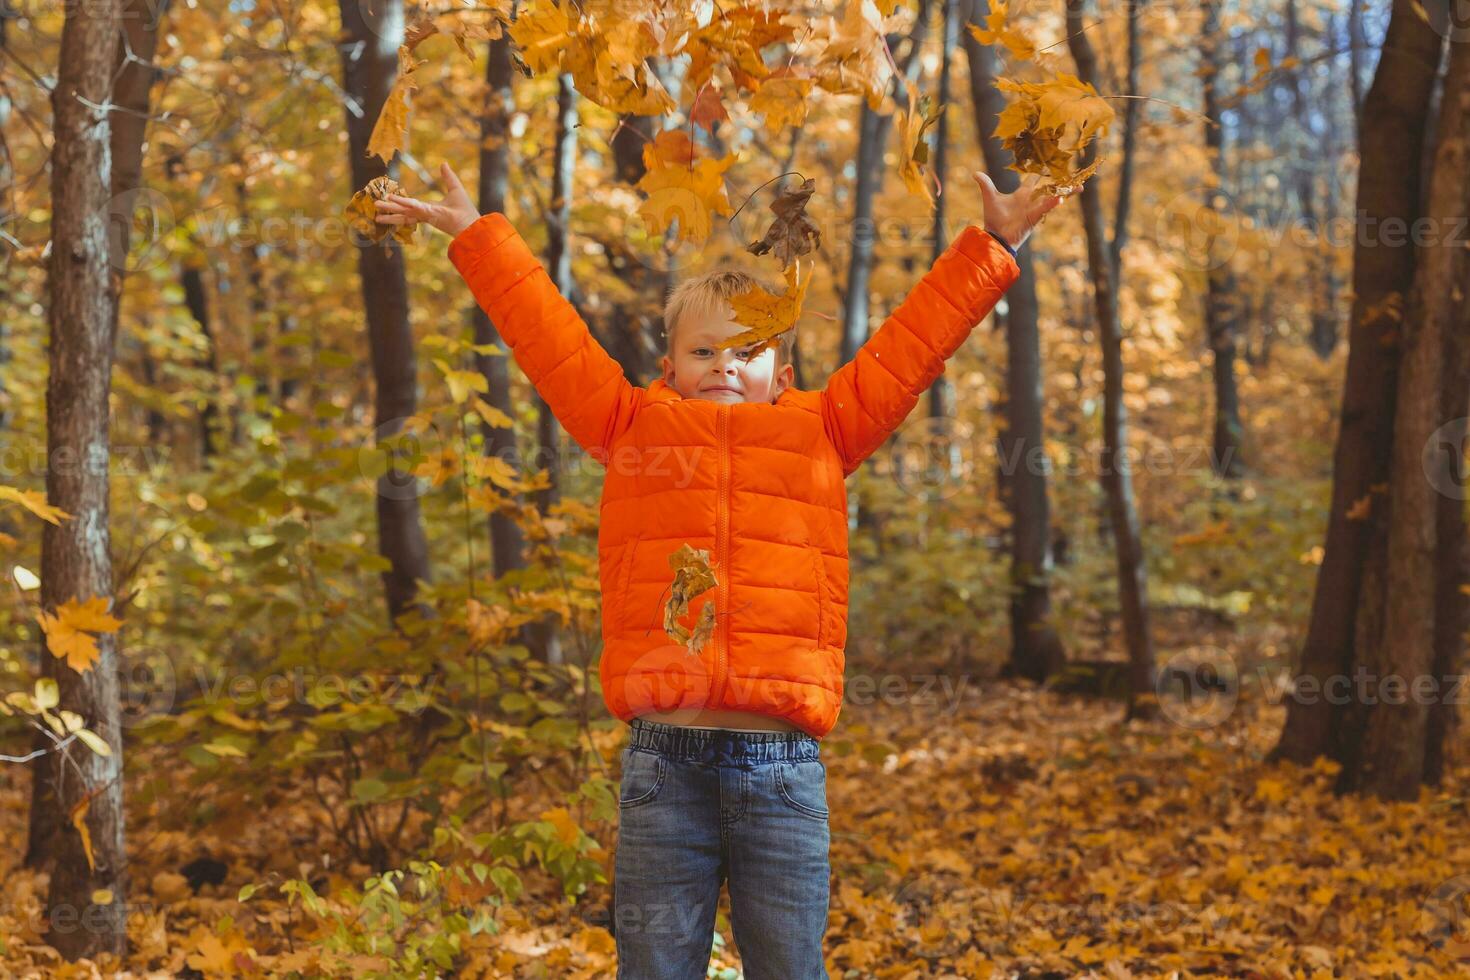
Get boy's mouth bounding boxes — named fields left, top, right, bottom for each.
left=701, top=385, right=742, bottom=395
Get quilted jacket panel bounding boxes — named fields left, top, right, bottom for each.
left=448, top=212, right=1019, bottom=737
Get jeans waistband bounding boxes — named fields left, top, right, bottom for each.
left=628, top=717, right=820, bottom=766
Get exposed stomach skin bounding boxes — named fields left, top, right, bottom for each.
left=634, top=707, right=803, bottom=733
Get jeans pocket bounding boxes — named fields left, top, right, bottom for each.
left=776, top=759, right=829, bottom=820
left=618, top=747, right=667, bottom=808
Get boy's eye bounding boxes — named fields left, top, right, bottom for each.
left=692, top=346, right=752, bottom=358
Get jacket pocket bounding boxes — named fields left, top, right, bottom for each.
left=612, top=533, right=643, bottom=634
left=809, top=544, right=828, bottom=649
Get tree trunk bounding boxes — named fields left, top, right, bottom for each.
left=1201, top=0, right=1244, bottom=479
left=962, top=0, right=1065, bottom=682
left=526, top=71, right=579, bottom=666
left=1357, top=33, right=1470, bottom=800
left=1067, top=0, right=1156, bottom=719
left=925, top=0, right=959, bottom=428
left=1269, top=0, right=1442, bottom=772
left=1425, top=291, right=1470, bottom=785
left=840, top=0, right=930, bottom=546
left=337, top=0, right=432, bottom=626
left=839, top=4, right=930, bottom=367
left=181, top=258, right=222, bottom=460
left=27, top=0, right=167, bottom=889
left=473, top=26, right=528, bottom=584
left=605, top=97, right=668, bottom=385
left=34, top=0, right=128, bottom=958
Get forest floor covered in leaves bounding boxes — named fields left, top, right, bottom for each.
left=3, top=628, right=1468, bottom=979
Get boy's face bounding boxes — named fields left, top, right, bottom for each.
left=661, top=307, right=793, bottom=404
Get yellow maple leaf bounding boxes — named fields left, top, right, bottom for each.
left=749, top=73, right=815, bottom=134
left=897, top=82, right=945, bottom=203
left=508, top=0, right=574, bottom=74
left=966, top=0, right=1036, bottom=61
left=37, top=595, right=123, bottom=674
left=185, top=923, right=255, bottom=976
left=367, top=46, right=426, bottom=165
left=635, top=131, right=737, bottom=246
left=0, top=485, right=72, bottom=525
left=720, top=259, right=812, bottom=356
left=684, top=7, right=785, bottom=93
left=818, top=0, right=895, bottom=111
left=993, top=74, right=1113, bottom=193
left=566, top=29, right=676, bottom=115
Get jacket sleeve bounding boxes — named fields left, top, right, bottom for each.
left=447, top=212, right=640, bottom=466
left=821, top=224, right=1021, bottom=477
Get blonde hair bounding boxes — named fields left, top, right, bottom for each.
left=662, top=269, right=797, bottom=366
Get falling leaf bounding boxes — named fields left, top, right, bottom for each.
left=453, top=21, right=495, bottom=61
left=689, top=83, right=730, bottom=132
left=749, top=71, right=815, bottom=134
left=635, top=130, right=737, bottom=246
left=719, top=259, right=812, bottom=358
left=662, top=544, right=719, bottom=654
left=367, top=46, right=427, bottom=165
left=818, top=0, right=896, bottom=111
left=508, top=0, right=574, bottom=75
left=0, top=485, right=72, bottom=524
left=37, top=595, right=123, bottom=674
left=747, top=177, right=822, bottom=266
left=966, top=0, right=1036, bottom=61
left=897, top=83, right=945, bottom=203
left=403, top=13, right=438, bottom=52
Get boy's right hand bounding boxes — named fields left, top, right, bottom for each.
left=374, top=162, right=480, bottom=239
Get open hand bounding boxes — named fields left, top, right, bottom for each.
left=972, top=171, right=1065, bottom=253
left=374, top=161, right=481, bottom=238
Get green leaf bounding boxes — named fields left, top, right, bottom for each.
left=353, top=777, right=389, bottom=803
left=489, top=866, right=522, bottom=902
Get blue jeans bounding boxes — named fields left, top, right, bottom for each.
left=613, top=718, right=831, bottom=979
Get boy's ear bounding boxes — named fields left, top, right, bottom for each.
left=774, top=360, right=794, bottom=396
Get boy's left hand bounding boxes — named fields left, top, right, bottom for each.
left=972, top=171, right=1066, bottom=253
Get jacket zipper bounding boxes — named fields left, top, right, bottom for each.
left=713, top=404, right=731, bottom=708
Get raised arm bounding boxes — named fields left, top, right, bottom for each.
left=447, top=212, right=640, bottom=466
left=820, top=225, right=1020, bottom=477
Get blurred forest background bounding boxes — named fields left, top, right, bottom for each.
left=3, top=0, right=1470, bottom=975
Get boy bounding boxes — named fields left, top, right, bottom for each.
left=376, top=162, right=1061, bottom=978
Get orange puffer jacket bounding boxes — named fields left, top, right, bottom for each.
left=448, top=213, right=1019, bottom=738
